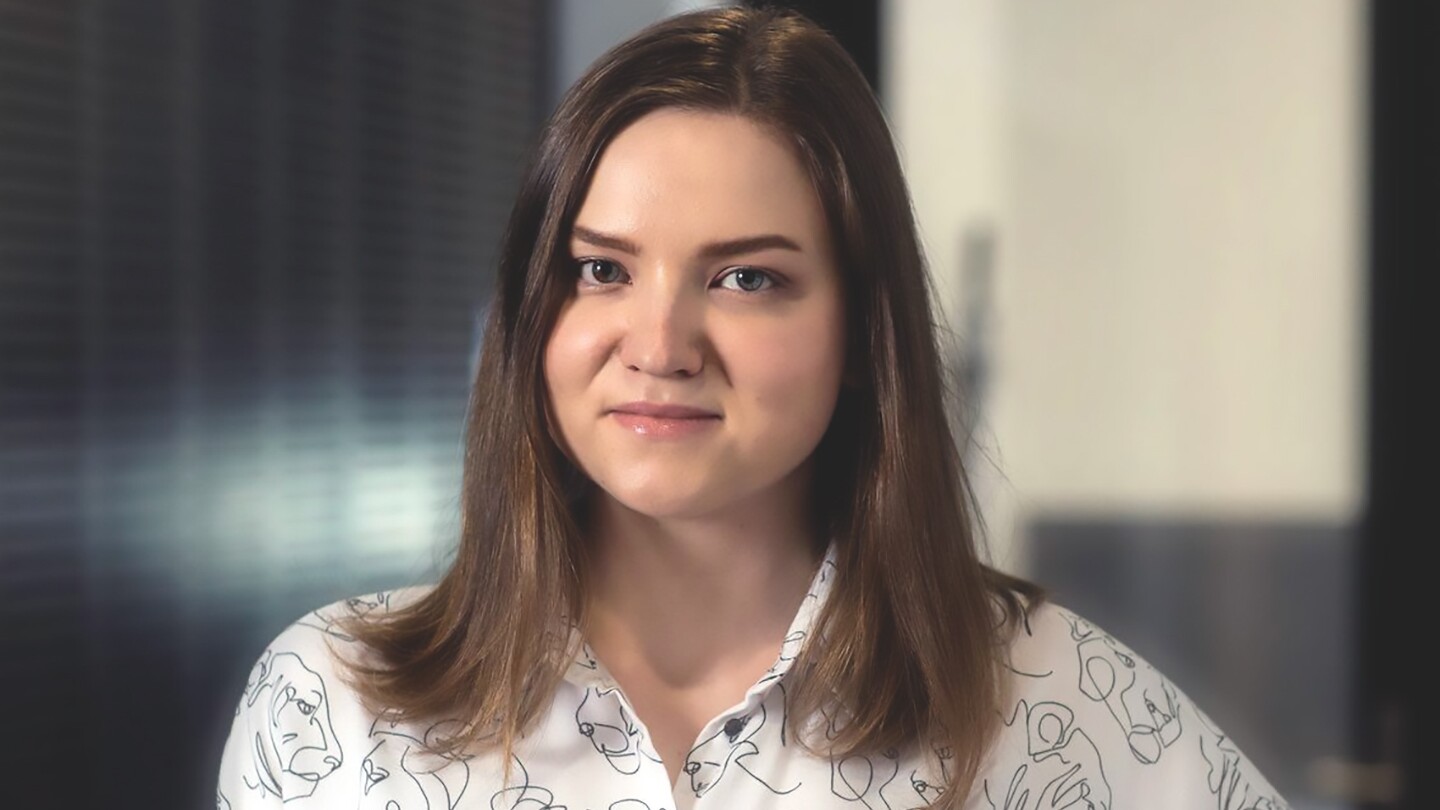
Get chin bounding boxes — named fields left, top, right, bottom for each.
left=605, top=481, right=728, bottom=521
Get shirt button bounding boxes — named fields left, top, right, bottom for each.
left=723, top=717, right=746, bottom=738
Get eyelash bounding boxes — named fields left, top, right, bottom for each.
left=573, top=258, right=784, bottom=294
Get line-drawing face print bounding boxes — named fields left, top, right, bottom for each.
left=828, top=746, right=903, bottom=809
left=806, top=560, right=836, bottom=623
left=996, top=605, right=1057, bottom=681
left=570, top=642, right=600, bottom=673
left=1196, top=712, right=1290, bottom=810
left=1065, top=613, right=1183, bottom=765
left=241, top=650, right=344, bottom=800
left=574, top=687, right=661, bottom=775
left=359, top=718, right=472, bottom=810
left=344, top=592, right=393, bottom=615
left=683, top=703, right=801, bottom=797
left=756, top=630, right=807, bottom=688
left=216, top=789, right=232, bottom=809
left=984, top=699, right=1112, bottom=810
left=908, top=742, right=955, bottom=804
left=1005, top=659, right=1058, bottom=682
left=297, top=592, right=393, bottom=642
left=755, top=557, right=834, bottom=687
left=777, top=559, right=840, bottom=660
left=819, top=700, right=908, bottom=809
left=488, top=755, right=568, bottom=810
left=909, top=768, right=943, bottom=804
left=816, top=557, right=836, bottom=588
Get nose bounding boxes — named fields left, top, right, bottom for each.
left=618, top=278, right=705, bottom=378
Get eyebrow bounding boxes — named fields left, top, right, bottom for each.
left=571, top=225, right=804, bottom=261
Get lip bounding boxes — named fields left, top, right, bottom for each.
left=608, top=401, right=721, bottom=419
left=607, top=401, right=721, bottom=439
left=610, top=411, right=721, bottom=438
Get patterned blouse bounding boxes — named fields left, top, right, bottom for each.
left=217, top=544, right=1289, bottom=809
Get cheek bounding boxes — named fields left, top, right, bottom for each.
left=728, top=307, right=846, bottom=416
left=543, top=304, right=617, bottom=463
left=544, top=307, right=605, bottom=398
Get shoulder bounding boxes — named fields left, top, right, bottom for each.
left=289, top=586, right=435, bottom=647
left=244, top=586, right=434, bottom=694
left=217, top=586, right=436, bottom=806
left=1001, top=600, right=1137, bottom=685
left=977, top=600, right=1291, bottom=809
left=242, top=585, right=436, bottom=711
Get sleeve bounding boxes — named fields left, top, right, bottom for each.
left=216, top=646, right=291, bottom=808
left=983, top=603, right=1291, bottom=810
left=215, top=604, right=365, bottom=809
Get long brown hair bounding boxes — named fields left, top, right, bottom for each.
left=338, top=6, right=1043, bottom=806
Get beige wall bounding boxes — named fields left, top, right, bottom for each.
left=885, top=0, right=1364, bottom=571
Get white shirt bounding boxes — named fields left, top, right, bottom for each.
left=217, top=544, right=1290, bottom=809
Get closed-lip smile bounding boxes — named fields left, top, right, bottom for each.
left=608, top=401, right=720, bottom=419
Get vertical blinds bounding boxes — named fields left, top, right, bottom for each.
left=0, top=1, right=543, bottom=806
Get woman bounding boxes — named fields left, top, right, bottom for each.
left=218, top=7, right=1288, bottom=809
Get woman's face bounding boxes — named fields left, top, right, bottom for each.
left=543, top=108, right=847, bottom=521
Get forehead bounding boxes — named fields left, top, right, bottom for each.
left=574, top=108, right=829, bottom=253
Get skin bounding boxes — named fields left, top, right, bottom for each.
left=543, top=107, right=848, bottom=788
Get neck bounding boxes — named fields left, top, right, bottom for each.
left=580, top=470, right=823, bottom=688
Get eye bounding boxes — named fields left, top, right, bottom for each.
left=576, top=258, right=627, bottom=286
left=715, top=267, right=778, bottom=293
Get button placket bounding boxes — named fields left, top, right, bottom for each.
left=562, top=542, right=841, bottom=807
left=722, top=716, right=748, bottom=740
left=682, top=688, right=810, bottom=804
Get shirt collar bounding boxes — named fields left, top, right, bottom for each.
left=563, top=539, right=839, bottom=694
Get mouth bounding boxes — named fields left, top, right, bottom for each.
left=608, top=401, right=721, bottom=419
left=609, top=410, right=721, bottom=439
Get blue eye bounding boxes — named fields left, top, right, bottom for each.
left=577, top=258, right=627, bottom=285
left=716, top=267, right=778, bottom=293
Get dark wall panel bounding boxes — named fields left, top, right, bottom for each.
left=0, top=1, right=545, bottom=806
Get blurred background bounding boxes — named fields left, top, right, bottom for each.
left=0, top=0, right=1428, bottom=807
